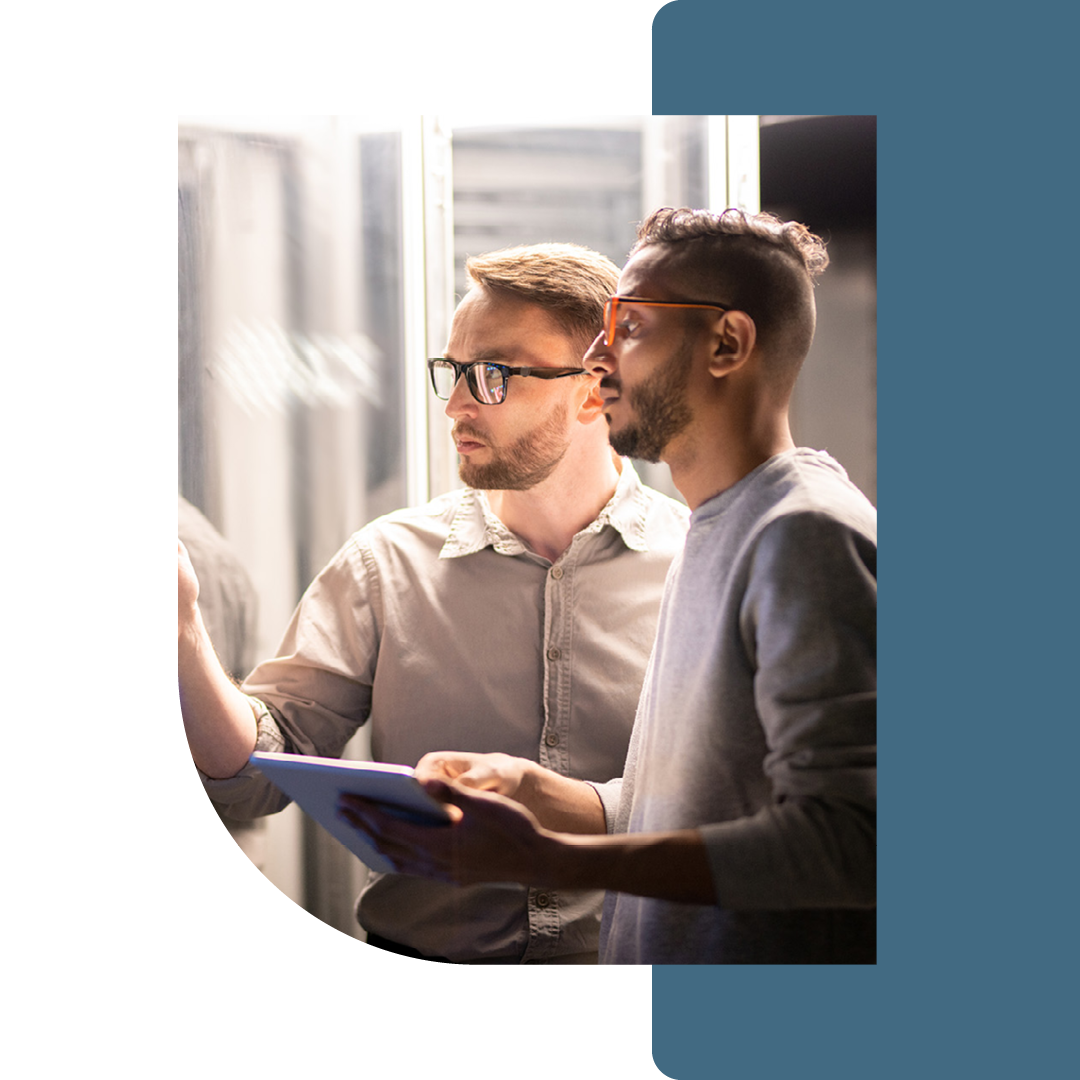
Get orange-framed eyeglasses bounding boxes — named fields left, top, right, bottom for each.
left=603, top=296, right=731, bottom=346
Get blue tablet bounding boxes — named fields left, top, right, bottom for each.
left=249, top=751, right=451, bottom=873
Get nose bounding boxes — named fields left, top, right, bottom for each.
left=584, top=330, right=616, bottom=379
left=444, top=370, right=478, bottom=420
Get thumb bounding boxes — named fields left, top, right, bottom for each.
left=423, top=777, right=478, bottom=805
left=422, top=777, right=524, bottom=818
left=420, top=778, right=471, bottom=821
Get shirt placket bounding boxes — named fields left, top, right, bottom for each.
left=521, top=544, right=578, bottom=961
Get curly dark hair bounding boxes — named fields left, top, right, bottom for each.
left=631, top=207, right=829, bottom=376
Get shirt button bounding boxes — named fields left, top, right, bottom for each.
left=546, top=646, right=561, bottom=661
left=535, top=893, right=551, bottom=908
left=550, top=566, right=564, bottom=580
left=544, top=731, right=560, bottom=747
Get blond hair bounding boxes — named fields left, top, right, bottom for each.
left=465, top=242, right=620, bottom=359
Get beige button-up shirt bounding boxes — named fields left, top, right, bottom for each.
left=205, top=461, right=689, bottom=962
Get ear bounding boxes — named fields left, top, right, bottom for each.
left=707, top=310, right=757, bottom=379
left=576, top=374, right=607, bottom=425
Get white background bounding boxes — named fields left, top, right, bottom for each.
left=4, top=2, right=669, bottom=1077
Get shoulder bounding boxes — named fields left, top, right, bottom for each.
left=688, top=450, right=876, bottom=589
left=352, top=490, right=465, bottom=543
left=753, top=449, right=876, bottom=546
left=747, top=459, right=878, bottom=602
left=755, top=506, right=876, bottom=584
left=321, top=490, right=469, bottom=575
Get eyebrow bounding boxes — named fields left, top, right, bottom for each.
left=442, top=348, right=519, bottom=364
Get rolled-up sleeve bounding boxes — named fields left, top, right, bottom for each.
left=585, top=777, right=624, bottom=833
left=202, top=537, right=378, bottom=818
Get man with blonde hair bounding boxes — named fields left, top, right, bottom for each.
left=179, top=241, right=690, bottom=963
left=340, top=209, right=877, bottom=965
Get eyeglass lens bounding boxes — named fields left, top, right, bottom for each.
left=431, top=360, right=507, bottom=405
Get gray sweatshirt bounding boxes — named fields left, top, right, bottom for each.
left=598, top=449, right=877, bottom=964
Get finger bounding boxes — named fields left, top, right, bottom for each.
left=450, top=766, right=502, bottom=791
left=335, top=803, right=409, bottom=866
left=338, top=791, right=457, bottom=822
left=423, top=781, right=498, bottom=807
left=414, top=754, right=462, bottom=783
left=336, top=800, right=378, bottom=835
left=415, top=752, right=489, bottom=784
left=422, top=777, right=506, bottom=809
left=336, top=802, right=460, bottom=882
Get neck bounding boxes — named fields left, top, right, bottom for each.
left=486, top=447, right=621, bottom=563
left=666, top=403, right=794, bottom=512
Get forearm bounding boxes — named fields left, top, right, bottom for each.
left=340, top=780, right=716, bottom=903
left=538, top=827, right=717, bottom=905
left=178, top=606, right=259, bottom=779
left=515, top=762, right=607, bottom=834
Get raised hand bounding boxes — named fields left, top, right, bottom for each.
left=178, top=539, right=200, bottom=639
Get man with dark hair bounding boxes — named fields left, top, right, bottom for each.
left=339, top=208, right=877, bottom=965
left=178, top=241, right=690, bottom=964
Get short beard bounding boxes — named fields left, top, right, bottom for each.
left=458, top=402, right=571, bottom=491
left=607, top=334, right=693, bottom=463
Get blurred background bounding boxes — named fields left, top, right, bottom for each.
left=178, top=114, right=876, bottom=938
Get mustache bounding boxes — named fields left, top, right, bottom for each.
left=452, top=424, right=487, bottom=442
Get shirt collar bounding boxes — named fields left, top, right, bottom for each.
left=439, top=459, right=655, bottom=559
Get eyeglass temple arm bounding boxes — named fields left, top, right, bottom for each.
left=516, top=367, right=588, bottom=380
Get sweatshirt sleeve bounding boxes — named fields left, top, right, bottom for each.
left=584, top=777, right=624, bottom=834
left=704, top=509, right=877, bottom=910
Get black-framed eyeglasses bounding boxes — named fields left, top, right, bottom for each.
left=603, top=296, right=730, bottom=346
left=427, top=358, right=588, bottom=406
